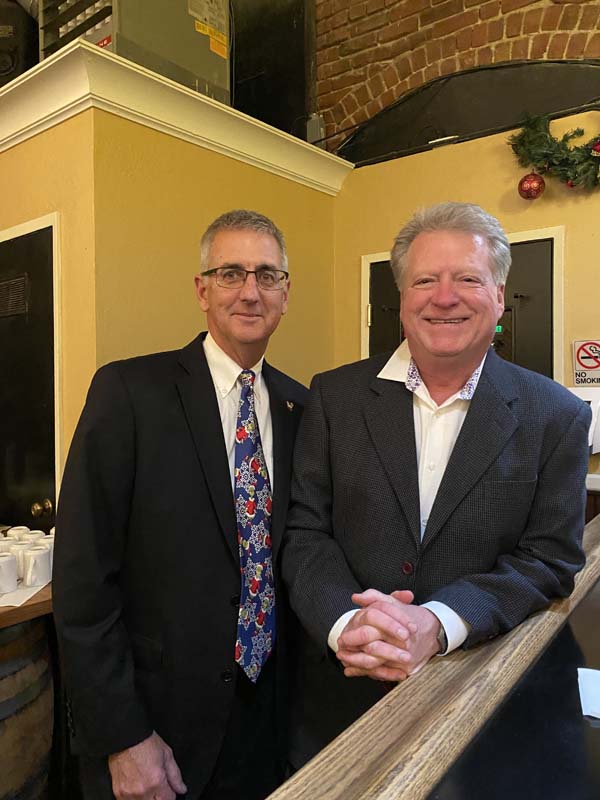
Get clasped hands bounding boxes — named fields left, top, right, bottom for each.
left=336, top=589, right=442, bottom=682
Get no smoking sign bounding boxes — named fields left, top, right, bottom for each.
left=573, top=340, right=600, bottom=385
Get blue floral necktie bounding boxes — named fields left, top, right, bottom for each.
left=234, top=370, right=275, bottom=682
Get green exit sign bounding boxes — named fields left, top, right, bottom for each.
left=495, top=325, right=503, bottom=333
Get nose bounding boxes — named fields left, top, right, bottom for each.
left=238, top=271, right=261, bottom=301
left=430, top=278, right=459, bottom=307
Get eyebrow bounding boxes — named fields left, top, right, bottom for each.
left=217, top=262, right=281, bottom=271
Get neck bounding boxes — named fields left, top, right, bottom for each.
left=208, top=330, right=266, bottom=370
left=412, top=351, right=484, bottom=405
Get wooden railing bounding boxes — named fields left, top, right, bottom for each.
left=269, top=513, right=600, bottom=800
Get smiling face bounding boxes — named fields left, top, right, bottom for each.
left=194, top=228, right=289, bottom=368
left=400, top=229, right=505, bottom=373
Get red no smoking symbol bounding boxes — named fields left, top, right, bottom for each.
left=576, top=341, right=600, bottom=370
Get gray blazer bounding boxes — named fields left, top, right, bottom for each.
left=282, top=348, right=591, bottom=763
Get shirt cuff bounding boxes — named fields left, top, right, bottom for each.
left=328, top=610, right=359, bottom=653
left=421, top=601, right=470, bottom=655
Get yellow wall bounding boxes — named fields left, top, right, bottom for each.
left=92, top=110, right=335, bottom=388
left=334, top=109, right=600, bottom=472
left=2, top=111, right=96, bottom=462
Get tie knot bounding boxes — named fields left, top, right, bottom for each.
left=239, top=370, right=255, bottom=388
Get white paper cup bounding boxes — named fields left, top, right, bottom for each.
left=0, top=539, right=15, bottom=554
left=6, top=526, right=29, bottom=540
left=23, top=547, right=52, bottom=587
left=21, top=530, right=45, bottom=545
left=39, top=536, right=54, bottom=571
left=0, top=553, right=18, bottom=593
left=9, top=542, right=32, bottom=579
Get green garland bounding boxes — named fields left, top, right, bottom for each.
left=509, top=115, right=600, bottom=190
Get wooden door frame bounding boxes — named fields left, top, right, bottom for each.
left=0, top=213, right=63, bottom=497
left=359, top=226, right=565, bottom=382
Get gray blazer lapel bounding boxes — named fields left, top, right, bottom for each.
left=364, top=377, right=421, bottom=546
left=422, top=351, right=519, bottom=549
left=175, top=334, right=238, bottom=563
left=264, top=364, right=298, bottom=562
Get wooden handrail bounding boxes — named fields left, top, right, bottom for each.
left=270, top=514, right=600, bottom=799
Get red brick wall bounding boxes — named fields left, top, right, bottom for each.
left=316, top=0, right=600, bottom=149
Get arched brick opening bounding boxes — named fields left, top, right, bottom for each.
left=316, top=0, right=600, bottom=150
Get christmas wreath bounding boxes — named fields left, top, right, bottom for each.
left=509, top=114, right=600, bottom=194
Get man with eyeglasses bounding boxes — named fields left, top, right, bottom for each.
left=53, top=210, right=307, bottom=800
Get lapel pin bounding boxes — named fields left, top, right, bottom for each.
left=286, top=401, right=294, bottom=412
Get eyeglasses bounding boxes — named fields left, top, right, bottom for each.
left=201, top=266, right=288, bottom=291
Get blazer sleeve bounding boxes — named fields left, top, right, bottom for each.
left=430, top=399, right=591, bottom=647
left=282, top=374, right=362, bottom=650
left=53, top=363, right=153, bottom=756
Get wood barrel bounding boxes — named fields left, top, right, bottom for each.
left=0, top=619, right=53, bottom=800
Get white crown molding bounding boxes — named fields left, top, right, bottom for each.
left=0, top=39, right=353, bottom=196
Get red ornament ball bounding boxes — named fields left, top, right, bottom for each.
left=518, top=172, right=545, bottom=200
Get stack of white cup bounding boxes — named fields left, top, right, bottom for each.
left=0, top=525, right=55, bottom=591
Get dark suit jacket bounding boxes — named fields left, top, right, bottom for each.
left=282, top=348, right=591, bottom=763
left=53, top=333, right=307, bottom=795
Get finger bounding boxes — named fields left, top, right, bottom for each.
left=164, top=752, right=187, bottom=795
left=353, top=606, right=413, bottom=640
left=337, top=649, right=387, bottom=670
left=344, top=665, right=409, bottom=682
left=391, top=589, right=415, bottom=604
left=351, top=589, right=394, bottom=606
left=339, top=626, right=409, bottom=651
left=354, top=600, right=419, bottom=635
left=360, top=639, right=412, bottom=664
left=154, top=781, right=177, bottom=800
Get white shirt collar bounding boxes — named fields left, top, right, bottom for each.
left=203, top=332, right=264, bottom=398
left=377, top=339, right=486, bottom=402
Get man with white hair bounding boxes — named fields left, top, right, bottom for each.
left=282, top=202, right=591, bottom=765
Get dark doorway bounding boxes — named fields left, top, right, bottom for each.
left=0, top=226, right=55, bottom=531
left=495, top=239, right=553, bottom=378
left=368, top=259, right=402, bottom=358
left=366, top=237, right=554, bottom=378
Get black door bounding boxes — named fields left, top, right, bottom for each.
left=0, top=227, right=55, bottom=531
left=494, top=239, right=553, bottom=378
left=367, top=238, right=554, bottom=378
left=368, top=260, right=402, bottom=357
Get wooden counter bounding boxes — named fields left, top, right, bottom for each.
left=270, top=514, right=600, bottom=800
left=0, top=584, right=52, bottom=630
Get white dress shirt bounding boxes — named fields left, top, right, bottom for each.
left=329, top=339, right=487, bottom=656
left=203, top=333, right=274, bottom=490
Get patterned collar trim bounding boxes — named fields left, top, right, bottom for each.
left=405, top=357, right=482, bottom=401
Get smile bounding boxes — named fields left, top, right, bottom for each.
left=426, top=318, right=469, bottom=324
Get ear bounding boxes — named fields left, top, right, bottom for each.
left=194, top=275, right=210, bottom=312
left=496, top=283, right=505, bottom=315
left=281, top=278, right=290, bottom=315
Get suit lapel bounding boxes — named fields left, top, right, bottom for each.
left=264, top=363, right=298, bottom=562
left=422, top=351, right=519, bottom=549
left=364, top=377, right=422, bottom=546
left=175, top=334, right=238, bottom=563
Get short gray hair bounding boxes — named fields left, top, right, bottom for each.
left=390, top=202, right=511, bottom=288
left=200, top=209, right=288, bottom=272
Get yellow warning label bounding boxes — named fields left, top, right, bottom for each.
left=209, top=38, right=227, bottom=59
left=209, top=28, right=227, bottom=45
left=195, top=19, right=227, bottom=46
